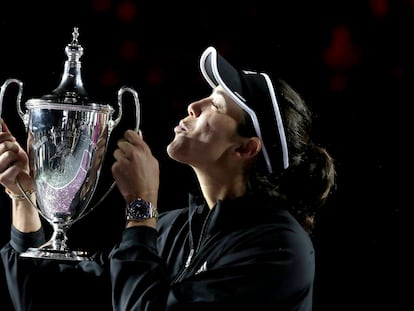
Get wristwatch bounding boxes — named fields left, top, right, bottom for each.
left=126, top=198, right=158, bottom=221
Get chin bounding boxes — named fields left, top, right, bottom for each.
left=167, top=142, right=189, bottom=164
left=166, top=141, right=180, bottom=159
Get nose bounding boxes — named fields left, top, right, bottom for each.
left=187, top=100, right=203, bottom=117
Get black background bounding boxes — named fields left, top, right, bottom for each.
left=0, top=1, right=410, bottom=310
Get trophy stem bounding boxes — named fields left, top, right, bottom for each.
left=20, top=223, right=90, bottom=261
left=49, top=223, right=70, bottom=251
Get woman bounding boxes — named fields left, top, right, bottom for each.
left=1, top=46, right=335, bottom=310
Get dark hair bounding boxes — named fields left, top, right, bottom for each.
left=239, top=78, right=336, bottom=234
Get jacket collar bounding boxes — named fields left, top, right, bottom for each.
left=187, top=191, right=285, bottom=235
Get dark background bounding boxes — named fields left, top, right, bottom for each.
left=0, top=0, right=410, bottom=310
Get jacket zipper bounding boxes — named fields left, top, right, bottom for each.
left=184, top=248, right=194, bottom=268
left=172, top=208, right=212, bottom=283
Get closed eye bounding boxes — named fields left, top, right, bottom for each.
left=211, top=102, right=222, bottom=112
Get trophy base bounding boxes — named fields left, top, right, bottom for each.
left=20, top=247, right=91, bottom=262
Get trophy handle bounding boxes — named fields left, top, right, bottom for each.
left=113, top=86, right=141, bottom=132
left=0, top=78, right=24, bottom=132
left=89, top=85, right=141, bottom=211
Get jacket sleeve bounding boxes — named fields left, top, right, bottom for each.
left=109, top=226, right=170, bottom=311
left=0, top=226, right=112, bottom=311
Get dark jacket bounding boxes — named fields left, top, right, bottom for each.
left=1, top=192, right=315, bottom=311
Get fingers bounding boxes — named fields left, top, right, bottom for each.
left=0, top=141, right=18, bottom=164
left=0, top=156, right=25, bottom=190
left=0, top=119, right=11, bottom=134
left=0, top=140, right=20, bottom=176
left=0, top=139, right=19, bottom=154
left=114, top=130, right=144, bottom=155
left=0, top=131, right=16, bottom=144
left=123, top=129, right=142, bottom=145
left=112, top=129, right=152, bottom=168
left=113, top=147, right=128, bottom=162
left=0, top=131, right=29, bottom=190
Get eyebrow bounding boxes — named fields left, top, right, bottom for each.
left=211, top=89, right=230, bottom=109
left=213, top=87, right=227, bottom=97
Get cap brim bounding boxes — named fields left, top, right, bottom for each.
left=199, top=46, right=289, bottom=174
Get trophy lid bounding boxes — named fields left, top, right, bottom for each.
left=39, top=27, right=90, bottom=105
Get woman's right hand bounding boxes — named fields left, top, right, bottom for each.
left=0, top=119, right=40, bottom=233
left=0, top=119, right=33, bottom=194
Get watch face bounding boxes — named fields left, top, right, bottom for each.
left=127, top=198, right=157, bottom=221
left=135, top=200, right=150, bottom=218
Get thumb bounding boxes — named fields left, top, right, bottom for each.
left=0, top=118, right=11, bottom=133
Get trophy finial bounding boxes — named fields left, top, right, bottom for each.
left=43, top=26, right=88, bottom=103
left=72, top=27, right=79, bottom=45
left=66, top=26, right=83, bottom=61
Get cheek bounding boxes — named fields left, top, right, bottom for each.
left=198, top=116, right=236, bottom=140
left=199, top=127, right=237, bottom=158
left=189, top=116, right=239, bottom=153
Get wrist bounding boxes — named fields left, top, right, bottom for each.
left=5, top=187, right=36, bottom=201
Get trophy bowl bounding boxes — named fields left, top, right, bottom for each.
left=0, top=28, right=140, bottom=261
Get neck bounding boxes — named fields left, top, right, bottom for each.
left=193, top=167, right=247, bottom=209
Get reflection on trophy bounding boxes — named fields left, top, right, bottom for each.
left=0, top=27, right=140, bottom=261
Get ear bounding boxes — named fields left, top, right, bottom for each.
left=235, top=137, right=261, bottom=160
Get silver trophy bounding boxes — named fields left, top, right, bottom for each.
left=0, top=27, right=140, bottom=261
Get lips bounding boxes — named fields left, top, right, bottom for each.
left=174, top=121, right=188, bottom=133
